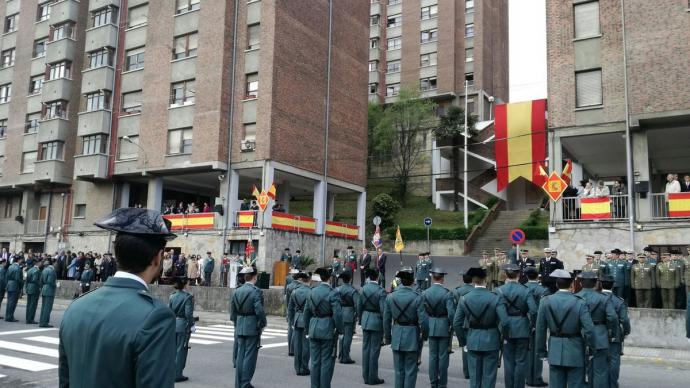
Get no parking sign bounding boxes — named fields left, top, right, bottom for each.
left=509, top=229, right=526, bottom=245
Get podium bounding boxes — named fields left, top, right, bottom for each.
left=273, top=260, right=289, bottom=286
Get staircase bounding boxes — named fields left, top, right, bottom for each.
left=467, top=209, right=534, bottom=257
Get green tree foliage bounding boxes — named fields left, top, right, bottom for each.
left=371, top=193, right=401, bottom=230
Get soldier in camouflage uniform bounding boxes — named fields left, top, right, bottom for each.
left=631, top=253, right=655, bottom=308
left=656, top=252, right=678, bottom=309
left=479, top=250, right=496, bottom=291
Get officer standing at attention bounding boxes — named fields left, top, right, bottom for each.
left=59, top=208, right=177, bottom=387
left=169, top=275, right=195, bottom=383
left=24, top=259, right=41, bottom=324
left=610, top=249, right=627, bottom=299
left=453, top=267, right=508, bottom=388
left=496, top=264, right=538, bottom=388
left=598, top=274, right=630, bottom=388
left=284, top=268, right=299, bottom=356
left=287, top=272, right=311, bottom=376
left=336, top=271, right=358, bottom=364
left=281, top=248, right=293, bottom=263
left=231, top=265, right=267, bottom=388
left=203, top=252, right=215, bottom=287
left=303, top=267, right=343, bottom=388
left=517, top=249, right=535, bottom=284
left=424, top=253, right=435, bottom=288
left=538, top=248, right=564, bottom=281
left=415, top=253, right=427, bottom=291
left=4, top=256, right=24, bottom=322
left=453, top=270, right=474, bottom=380
left=357, top=268, right=386, bottom=385
left=493, top=250, right=508, bottom=288
left=524, top=267, right=548, bottom=387
left=656, top=252, right=678, bottom=309
left=80, top=262, right=94, bottom=294
left=480, top=250, right=496, bottom=291
left=0, top=257, right=6, bottom=319
left=631, top=253, right=655, bottom=308
left=384, top=267, right=428, bottom=388
left=422, top=267, right=455, bottom=388
left=535, top=269, right=596, bottom=388
left=291, top=250, right=303, bottom=270
left=331, top=254, right=342, bottom=288
left=39, top=259, right=56, bottom=327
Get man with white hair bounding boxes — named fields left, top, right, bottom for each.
left=665, top=173, right=681, bottom=194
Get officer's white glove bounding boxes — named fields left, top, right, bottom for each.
left=56, top=282, right=61, bottom=288
left=191, top=325, right=197, bottom=333
left=463, top=346, right=468, bottom=352
left=339, top=335, right=344, bottom=340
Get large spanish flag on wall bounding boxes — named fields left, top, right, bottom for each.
left=668, top=192, right=690, bottom=217
left=581, top=197, right=611, bottom=219
left=494, top=99, right=547, bottom=192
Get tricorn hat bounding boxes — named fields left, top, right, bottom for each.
left=95, top=208, right=177, bottom=241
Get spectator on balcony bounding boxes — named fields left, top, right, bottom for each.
left=250, top=200, right=260, bottom=211
left=594, top=180, right=610, bottom=197
left=240, top=199, right=251, bottom=211
left=175, top=202, right=186, bottom=214
left=612, top=179, right=627, bottom=195
left=665, top=174, right=681, bottom=194
left=202, top=202, right=211, bottom=213
left=576, top=180, right=587, bottom=196
left=681, top=175, right=690, bottom=192
left=163, top=205, right=173, bottom=215
left=272, top=203, right=285, bottom=213
left=581, top=181, right=594, bottom=197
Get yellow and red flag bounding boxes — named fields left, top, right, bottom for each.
left=494, top=99, right=547, bottom=192
left=251, top=185, right=260, bottom=199
left=668, top=193, right=690, bottom=217
left=561, top=159, right=573, bottom=186
left=580, top=197, right=611, bottom=219
left=394, top=226, right=404, bottom=253
left=267, top=183, right=277, bottom=200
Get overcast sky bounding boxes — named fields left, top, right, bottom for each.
left=509, top=0, right=547, bottom=102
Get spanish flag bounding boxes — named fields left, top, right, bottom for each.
left=561, top=159, right=573, bottom=186
left=267, top=183, right=277, bottom=200
left=251, top=185, right=260, bottom=199
left=494, top=99, right=547, bottom=192
left=394, top=226, right=404, bottom=253
left=581, top=197, right=611, bottom=219
left=668, top=193, right=690, bottom=217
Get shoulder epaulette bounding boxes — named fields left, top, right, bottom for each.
left=573, top=294, right=584, bottom=300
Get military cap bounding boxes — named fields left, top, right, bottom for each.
left=338, top=271, right=352, bottom=282
left=284, top=248, right=290, bottom=251
left=289, top=268, right=299, bottom=274
left=593, top=250, right=603, bottom=254
left=524, top=267, right=539, bottom=275
left=671, top=249, right=682, bottom=255
left=311, top=273, right=323, bottom=282
left=395, top=266, right=414, bottom=281
left=346, top=246, right=354, bottom=250
left=642, top=246, right=652, bottom=252
left=364, top=268, right=379, bottom=279
left=586, top=254, right=594, bottom=258
left=520, top=249, right=529, bottom=253
left=481, top=250, right=489, bottom=254
left=240, top=266, right=256, bottom=275
left=500, top=263, right=520, bottom=272
left=295, top=250, right=301, bottom=254
left=315, top=267, right=332, bottom=279
left=430, top=267, right=447, bottom=275
left=549, top=269, right=572, bottom=279
left=599, top=274, right=614, bottom=282
left=636, top=253, right=646, bottom=259
left=611, top=248, right=621, bottom=254
left=295, top=272, right=310, bottom=281
left=578, top=271, right=598, bottom=279
left=466, top=267, right=487, bottom=279
left=94, top=208, right=177, bottom=241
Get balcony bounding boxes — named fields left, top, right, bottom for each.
left=74, top=154, right=108, bottom=180
left=89, top=0, right=121, bottom=12
left=81, top=66, right=115, bottom=92
left=42, top=78, right=73, bottom=102
left=0, top=219, right=22, bottom=235
left=33, top=160, right=69, bottom=183
left=46, top=38, right=77, bottom=63
left=651, top=193, right=690, bottom=221
left=37, top=118, right=70, bottom=143
left=50, top=0, right=80, bottom=25
left=77, top=110, right=111, bottom=136
left=561, top=195, right=629, bottom=222
left=163, top=212, right=220, bottom=231
left=25, top=219, right=47, bottom=235
left=85, top=24, right=119, bottom=52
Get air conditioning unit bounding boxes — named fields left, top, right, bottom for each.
left=240, top=139, right=256, bottom=152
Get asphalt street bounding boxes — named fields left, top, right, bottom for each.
left=365, top=253, right=478, bottom=290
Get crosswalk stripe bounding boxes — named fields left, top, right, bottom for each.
left=191, top=333, right=234, bottom=341
left=0, top=328, right=57, bottom=336
left=0, top=340, right=59, bottom=358
left=207, top=325, right=288, bottom=335
left=261, top=342, right=289, bottom=349
left=194, top=328, right=280, bottom=339
left=24, top=336, right=60, bottom=345
left=0, top=355, right=56, bottom=372
left=188, top=339, right=221, bottom=345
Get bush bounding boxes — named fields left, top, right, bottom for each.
left=386, top=226, right=468, bottom=241
left=484, top=196, right=500, bottom=209
left=371, top=193, right=401, bottom=229
left=522, top=226, right=548, bottom=240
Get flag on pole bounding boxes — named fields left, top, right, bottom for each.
left=668, top=192, right=690, bottom=217
left=561, top=159, right=573, bottom=186
left=267, top=183, right=277, bottom=200
left=372, top=225, right=382, bottom=249
left=534, top=163, right=549, bottom=189
left=251, top=185, right=260, bottom=199
left=580, top=197, right=611, bottom=219
left=245, top=239, right=255, bottom=257
left=394, top=226, right=404, bottom=253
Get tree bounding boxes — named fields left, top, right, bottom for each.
left=433, top=106, right=477, bottom=211
left=371, top=193, right=401, bottom=230
left=371, top=88, right=436, bottom=201
left=367, top=102, right=385, bottom=178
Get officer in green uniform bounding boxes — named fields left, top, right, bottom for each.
left=304, top=267, right=344, bottom=388
left=496, top=264, right=538, bottom=388
left=671, top=250, right=686, bottom=309
left=346, top=246, right=358, bottom=275
left=600, top=274, right=630, bottom=388
left=479, top=251, right=496, bottom=291
left=592, top=251, right=609, bottom=275
left=0, top=257, right=7, bottom=319
left=357, top=268, right=386, bottom=385
left=384, top=266, right=428, bottom=388
left=575, top=271, right=619, bottom=388
left=453, top=270, right=474, bottom=380
left=536, top=269, right=596, bottom=388
left=331, top=255, right=342, bottom=288
left=24, top=260, right=41, bottom=324
left=631, top=253, right=655, bottom=308
left=203, top=252, right=215, bottom=287
left=336, top=270, right=358, bottom=364
left=415, top=254, right=429, bottom=291
left=524, top=267, right=548, bottom=387
left=4, top=256, right=24, bottom=322
left=39, top=259, right=56, bottom=327
left=453, top=267, right=509, bottom=388
left=493, top=250, right=508, bottom=288
left=424, top=252, right=434, bottom=288
left=284, top=268, right=299, bottom=356
left=59, top=208, right=177, bottom=387
left=609, top=249, right=626, bottom=299
left=422, top=267, right=455, bottom=388
left=656, top=252, right=678, bottom=309
left=80, top=263, right=94, bottom=293
left=288, top=272, right=311, bottom=375
left=581, top=254, right=597, bottom=274
left=169, top=275, right=194, bottom=382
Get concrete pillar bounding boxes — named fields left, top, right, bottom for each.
left=356, top=191, right=367, bottom=241
left=551, top=135, right=564, bottom=222
left=223, top=169, right=241, bottom=228
left=632, top=131, right=651, bottom=221
left=119, top=182, right=131, bottom=208
left=327, top=192, right=335, bottom=221
left=313, top=180, right=327, bottom=234
left=146, top=177, right=163, bottom=211
left=278, top=181, right=291, bottom=213
left=261, top=161, right=274, bottom=227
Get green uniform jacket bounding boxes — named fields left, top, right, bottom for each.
left=230, top=283, right=267, bottom=336
left=575, top=288, right=619, bottom=349
left=203, top=258, right=214, bottom=274
left=525, top=281, right=548, bottom=305
left=496, top=282, right=538, bottom=339
left=336, top=283, right=359, bottom=324
left=6, top=263, right=22, bottom=292
left=25, top=267, right=41, bottom=295
left=422, top=284, right=455, bottom=338
left=673, top=259, right=685, bottom=286
left=479, top=258, right=496, bottom=285
left=59, top=277, right=176, bottom=388
left=610, top=260, right=627, bottom=287
left=41, top=266, right=57, bottom=296
left=304, top=282, right=344, bottom=339
left=453, top=287, right=508, bottom=351
left=81, top=269, right=94, bottom=286
left=602, top=291, right=630, bottom=342
left=631, top=263, right=655, bottom=289
left=0, top=266, right=7, bottom=291
left=384, top=286, right=429, bottom=351
left=357, top=281, right=386, bottom=331
left=415, top=261, right=428, bottom=281
left=453, top=284, right=474, bottom=305
left=331, top=261, right=342, bottom=276
left=169, top=290, right=194, bottom=333
left=656, top=261, right=678, bottom=289
left=288, top=283, right=310, bottom=329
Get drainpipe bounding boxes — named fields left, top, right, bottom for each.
left=620, top=0, right=635, bottom=250
left=319, top=0, right=334, bottom=265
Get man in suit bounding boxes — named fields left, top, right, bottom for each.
left=336, top=271, right=358, bottom=364
left=59, top=208, right=177, bottom=387
left=681, top=175, right=690, bottom=192
left=287, top=272, right=311, bottom=375
left=281, top=248, right=293, bottom=264
left=360, top=248, right=372, bottom=287
left=24, top=260, right=41, bottom=324
left=600, top=274, right=631, bottom=388
left=357, top=268, right=386, bottom=385
left=453, top=271, right=474, bottom=380
left=39, top=259, right=56, bottom=327
left=5, top=256, right=24, bottom=322
left=291, top=250, right=303, bottom=270
left=422, top=267, right=455, bottom=388
left=203, top=252, right=214, bottom=287
left=376, top=248, right=387, bottom=287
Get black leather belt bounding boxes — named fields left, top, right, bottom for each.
left=469, top=323, right=497, bottom=329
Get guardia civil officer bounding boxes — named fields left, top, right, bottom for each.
left=169, top=275, right=195, bottom=382
left=4, top=255, right=24, bottom=322
left=600, top=274, right=631, bottom=388
left=357, top=268, right=386, bottom=385
left=59, top=208, right=177, bottom=387
left=453, top=267, right=509, bottom=388
left=287, top=272, right=312, bottom=376
left=80, top=262, right=94, bottom=293
left=384, top=266, right=429, bottom=388
left=285, top=268, right=299, bottom=356
left=524, top=267, right=548, bottom=387
left=230, top=265, right=267, bottom=388
left=39, top=259, right=56, bottom=327
left=0, top=257, right=7, bottom=319
left=422, top=267, right=455, bottom=388
left=453, top=270, right=474, bottom=380
left=535, top=269, right=596, bottom=388
left=304, top=267, right=344, bottom=388
left=336, top=270, right=358, bottom=364
left=24, top=259, right=41, bottom=324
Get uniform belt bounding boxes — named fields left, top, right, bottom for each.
left=363, top=308, right=380, bottom=313
left=394, top=321, right=417, bottom=326
left=314, top=313, right=333, bottom=318
left=295, top=309, right=304, bottom=313
left=592, top=320, right=606, bottom=325
left=469, top=323, right=497, bottom=330
left=508, top=312, right=528, bottom=317
left=551, top=333, right=580, bottom=338
left=428, top=313, right=448, bottom=318
left=342, top=304, right=354, bottom=307
left=237, top=312, right=254, bottom=316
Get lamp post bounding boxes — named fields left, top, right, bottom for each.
left=123, top=135, right=148, bottom=176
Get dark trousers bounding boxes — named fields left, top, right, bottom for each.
left=468, top=350, right=499, bottom=388
left=293, top=327, right=310, bottom=375
left=608, top=342, right=623, bottom=388
left=503, top=338, right=529, bottom=388
left=235, top=335, right=260, bottom=388
left=0, top=287, right=4, bottom=317
left=338, top=322, right=355, bottom=362
left=5, top=290, right=18, bottom=321
left=527, top=334, right=546, bottom=385
left=428, top=336, right=451, bottom=388
left=25, top=292, right=39, bottom=322
left=588, top=348, right=609, bottom=388
left=222, top=271, right=229, bottom=287
left=393, top=350, right=418, bottom=388
left=310, top=338, right=336, bottom=388
left=549, top=365, right=585, bottom=388
left=39, top=295, right=54, bottom=326
left=204, top=272, right=212, bottom=286
left=461, top=346, right=470, bottom=379
left=378, top=272, right=386, bottom=288
left=361, top=269, right=367, bottom=287
left=288, top=322, right=294, bottom=355
left=175, top=331, right=190, bottom=378
left=362, top=330, right=383, bottom=384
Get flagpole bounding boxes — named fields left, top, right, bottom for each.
left=463, top=80, right=469, bottom=229
left=620, top=0, right=635, bottom=251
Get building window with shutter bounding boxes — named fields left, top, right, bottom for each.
left=173, top=32, right=198, bottom=59
left=245, top=73, right=258, bottom=99
left=0, top=119, right=6, bottom=138
left=168, top=128, right=193, bottom=154
left=1, top=48, right=15, bottom=69
left=575, top=69, right=603, bottom=107
left=122, top=90, right=143, bottom=114
left=170, top=80, right=196, bottom=106
left=25, top=113, right=41, bottom=133
left=82, top=134, right=107, bottom=155
left=0, top=84, right=11, bottom=104
left=247, top=24, right=260, bottom=50
left=39, top=141, right=64, bottom=161
left=85, top=90, right=111, bottom=112
left=573, top=1, right=600, bottom=39
left=22, top=151, right=38, bottom=173
left=29, top=75, right=44, bottom=95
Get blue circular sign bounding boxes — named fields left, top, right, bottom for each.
left=510, top=229, right=526, bottom=244
left=424, top=217, right=432, bottom=226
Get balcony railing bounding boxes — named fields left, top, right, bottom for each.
left=651, top=192, right=690, bottom=220
left=26, top=219, right=47, bottom=234
left=562, top=195, right=629, bottom=222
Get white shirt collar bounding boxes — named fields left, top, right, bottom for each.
left=475, top=285, right=487, bottom=289
left=602, top=290, right=612, bottom=294
left=113, top=271, right=149, bottom=290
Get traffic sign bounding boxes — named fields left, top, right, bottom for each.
left=542, top=171, right=567, bottom=202
left=509, top=229, right=526, bottom=245
left=372, top=216, right=382, bottom=226
left=424, top=217, right=432, bottom=226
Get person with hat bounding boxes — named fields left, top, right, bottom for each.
left=59, top=208, right=177, bottom=387
left=415, top=253, right=428, bottom=291
left=422, top=267, right=455, bottom=388
left=39, top=259, right=56, bottom=328
left=538, top=248, right=564, bottom=282
left=345, top=246, right=358, bottom=275
left=284, top=268, right=300, bottom=356
left=384, top=266, right=428, bottom=388
left=4, top=255, right=24, bottom=322
left=576, top=271, right=619, bottom=387
left=453, top=270, right=474, bottom=380
left=656, top=252, right=678, bottom=309
left=291, top=250, right=303, bottom=271
left=424, top=252, right=435, bottom=288
left=535, top=269, right=596, bottom=388
left=304, top=266, right=343, bottom=388
left=493, top=250, right=509, bottom=288
left=517, top=249, right=535, bottom=284
left=592, top=251, right=609, bottom=276
left=495, top=263, right=538, bottom=388
left=203, top=251, right=215, bottom=287
left=80, top=262, right=94, bottom=294
left=599, top=274, right=630, bottom=388
left=631, top=253, right=655, bottom=308
left=581, top=254, right=598, bottom=274
left=336, top=270, right=358, bottom=364
left=169, top=275, right=195, bottom=382
left=288, top=272, right=312, bottom=375
left=671, top=250, right=686, bottom=309
left=623, top=250, right=638, bottom=307
left=330, top=253, right=342, bottom=288
left=357, top=268, right=386, bottom=385
left=524, top=267, right=548, bottom=387
left=453, top=267, right=508, bottom=388
left=608, top=249, right=627, bottom=299
left=24, top=259, right=41, bottom=324
left=230, top=265, right=267, bottom=388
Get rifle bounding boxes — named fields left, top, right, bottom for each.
left=584, top=346, right=592, bottom=384
left=497, top=332, right=503, bottom=368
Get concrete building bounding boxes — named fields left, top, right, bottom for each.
left=546, top=0, right=690, bottom=267
left=0, top=0, right=369, bottom=270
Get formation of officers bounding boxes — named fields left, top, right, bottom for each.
left=0, top=255, right=57, bottom=328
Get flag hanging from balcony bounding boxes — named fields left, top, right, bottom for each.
left=668, top=193, right=690, bottom=217
left=494, top=99, right=547, bottom=192
left=581, top=197, right=611, bottom=219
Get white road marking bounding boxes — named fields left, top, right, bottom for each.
left=0, top=355, right=56, bottom=372
left=206, top=325, right=288, bottom=335
left=0, top=329, right=57, bottom=336
left=0, top=340, right=59, bottom=358
left=191, top=333, right=235, bottom=341
left=261, top=342, right=289, bottom=349
left=195, top=328, right=279, bottom=339
left=188, top=339, right=221, bottom=345
left=24, top=336, right=60, bottom=345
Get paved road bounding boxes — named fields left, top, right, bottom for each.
left=0, top=306, right=688, bottom=387
left=366, top=253, right=478, bottom=290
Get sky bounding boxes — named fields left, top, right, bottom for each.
left=509, top=0, right=548, bottom=103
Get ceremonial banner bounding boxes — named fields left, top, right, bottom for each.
left=164, top=213, right=215, bottom=230
left=325, top=221, right=359, bottom=239
left=494, top=99, right=547, bottom=192
left=252, top=185, right=260, bottom=199
left=580, top=197, right=611, bottom=219
left=271, top=212, right=317, bottom=234
left=372, top=225, right=382, bottom=248
left=267, top=183, right=277, bottom=200
left=668, top=192, right=690, bottom=217
left=394, top=226, right=404, bottom=253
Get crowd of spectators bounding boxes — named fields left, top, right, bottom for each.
left=163, top=201, right=212, bottom=215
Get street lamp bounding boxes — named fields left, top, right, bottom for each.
left=123, top=135, right=148, bottom=176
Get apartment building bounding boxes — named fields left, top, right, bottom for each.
left=0, top=0, right=369, bottom=268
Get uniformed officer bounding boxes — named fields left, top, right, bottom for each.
left=453, top=270, right=474, bottom=380
left=671, top=250, right=686, bottom=309
left=346, top=246, right=358, bottom=274
left=336, top=270, right=358, bottom=364
left=0, top=258, right=6, bottom=319
left=39, top=259, right=56, bottom=327
left=479, top=250, right=496, bottom=291
left=623, top=250, right=637, bottom=306
left=357, top=268, right=386, bottom=385
left=422, top=267, right=455, bottom=388
left=424, top=252, right=435, bottom=287
left=496, top=263, right=538, bottom=388
left=656, top=252, right=678, bottom=309
left=581, top=254, right=597, bottom=273
left=494, top=250, right=509, bottom=288
left=535, top=269, right=596, bottom=388
left=24, top=259, right=41, bottom=324
left=384, top=266, right=428, bottom=388
left=230, top=265, right=267, bottom=388
left=4, top=256, right=24, bottom=322
left=609, top=249, right=627, bottom=299
left=59, top=208, right=177, bottom=387
left=517, top=249, right=535, bottom=284
left=524, top=267, right=548, bottom=387
left=292, top=250, right=303, bottom=270
left=169, top=275, right=194, bottom=382
left=331, top=255, right=342, bottom=288
left=285, top=268, right=299, bottom=356
left=631, top=253, right=655, bottom=308
left=538, top=248, right=564, bottom=281
left=592, top=251, right=609, bottom=275
left=281, top=248, right=293, bottom=263
left=415, top=253, right=428, bottom=291
left=600, top=274, right=631, bottom=388
left=80, top=262, right=94, bottom=294
left=304, top=267, right=343, bottom=388
left=288, top=272, right=312, bottom=375
left=576, top=271, right=619, bottom=387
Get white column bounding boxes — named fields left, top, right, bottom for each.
left=356, top=191, right=367, bottom=241
left=146, top=177, right=163, bottom=211
left=313, top=180, right=327, bottom=234
left=225, top=169, right=240, bottom=228
left=278, top=181, right=291, bottom=213
left=551, top=136, right=564, bottom=222
left=632, top=131, right=651, bottom=221
left=327, top=193, right=335, bottom=221
left=119, top=182, right=131, bottom=208
left=261, top=161, right=275, bottom=228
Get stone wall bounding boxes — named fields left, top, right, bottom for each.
left=379, top=240, right=465, bottom=256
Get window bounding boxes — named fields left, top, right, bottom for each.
left=125, top=47, right=145, bottom=71
left=467, top=98, right=475, bottom=114
left=170, top=79, right=196, bottom=106
left=369, top=83, right=378, bottom=94
left=0, top=119, right=6, bottom=138
left=168, top=128, right=193, bottom=154
left=88, top=48, right=114, bottom=68
left=246, top=24, right=260, bottom=50
left=128, top=4, right=148, bottom=28
left=22, top=151, right=37, bottom=173
left=420, top=52, right=437, bottom=67
left=176, top=0, right=200, bottom=14
left=52, top=22, right=76, bottom=41
left=122, top=90, right=142, bottom=113
left=370, top=38, right=379, bottom=49
left=387, top=37, right=401, bottom=50
left=33, top=38, right=48, bottom=58
left=243, top=123, right=256, bottom=141
left=465, top=48, right=473, bottom=62
left=387, top=14, right=401, bottom=28
left=25, top=113, right=41, bottom=133
left=421, top=5, right=438, bottom=20
left=420, top=77, right=437, bottom=91
left=173, top=32, right=198, bottom=59
left=85, top=90, right=111, bottom=111
left=1, top=49, right=15, bottom=68
left=37, top=2, right=52, bottom=22
left=48, top=61, right=71, bottom=80
left=118, top=135, right=139, bottom=159
left=245, top=73, right=258, bottom=98
left=386, top=60, right=400, bottom=73
left=82, top=134, right=106, bottom=155
left=4, top=14, right=18, bottom=34
left=92, top=6, right=118, bottom=28
left=576, top=69, right=602, bottom=107
left=574, top=1, right=600, bottom=39
left=74, top=204, right=86, bottom=218
left=465, top=23, right=474, bottom=37
left=386, top=83, right=400, bottom=97
left=43, top=100, right=68, bottom=120
left=368, top=61, right=378, bottom=72
left=465, top=72, right=474, bottom=87
left=29, top=75, right=43, bottom=95
left=465, top=0, right=474, bottom=13
left=39, top=141, right=63, bottom=161
left=370, top=15, right=380, bottom=26
left=388, top=0, right=401, bottom=5
left=0, top=84, right=11, bottom=104
left=421, top=28, right=438, bottom=43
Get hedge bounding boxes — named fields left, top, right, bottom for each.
left=521, top=226, right=548, bottom=240
left=386, top=226, right=468, bottom=241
